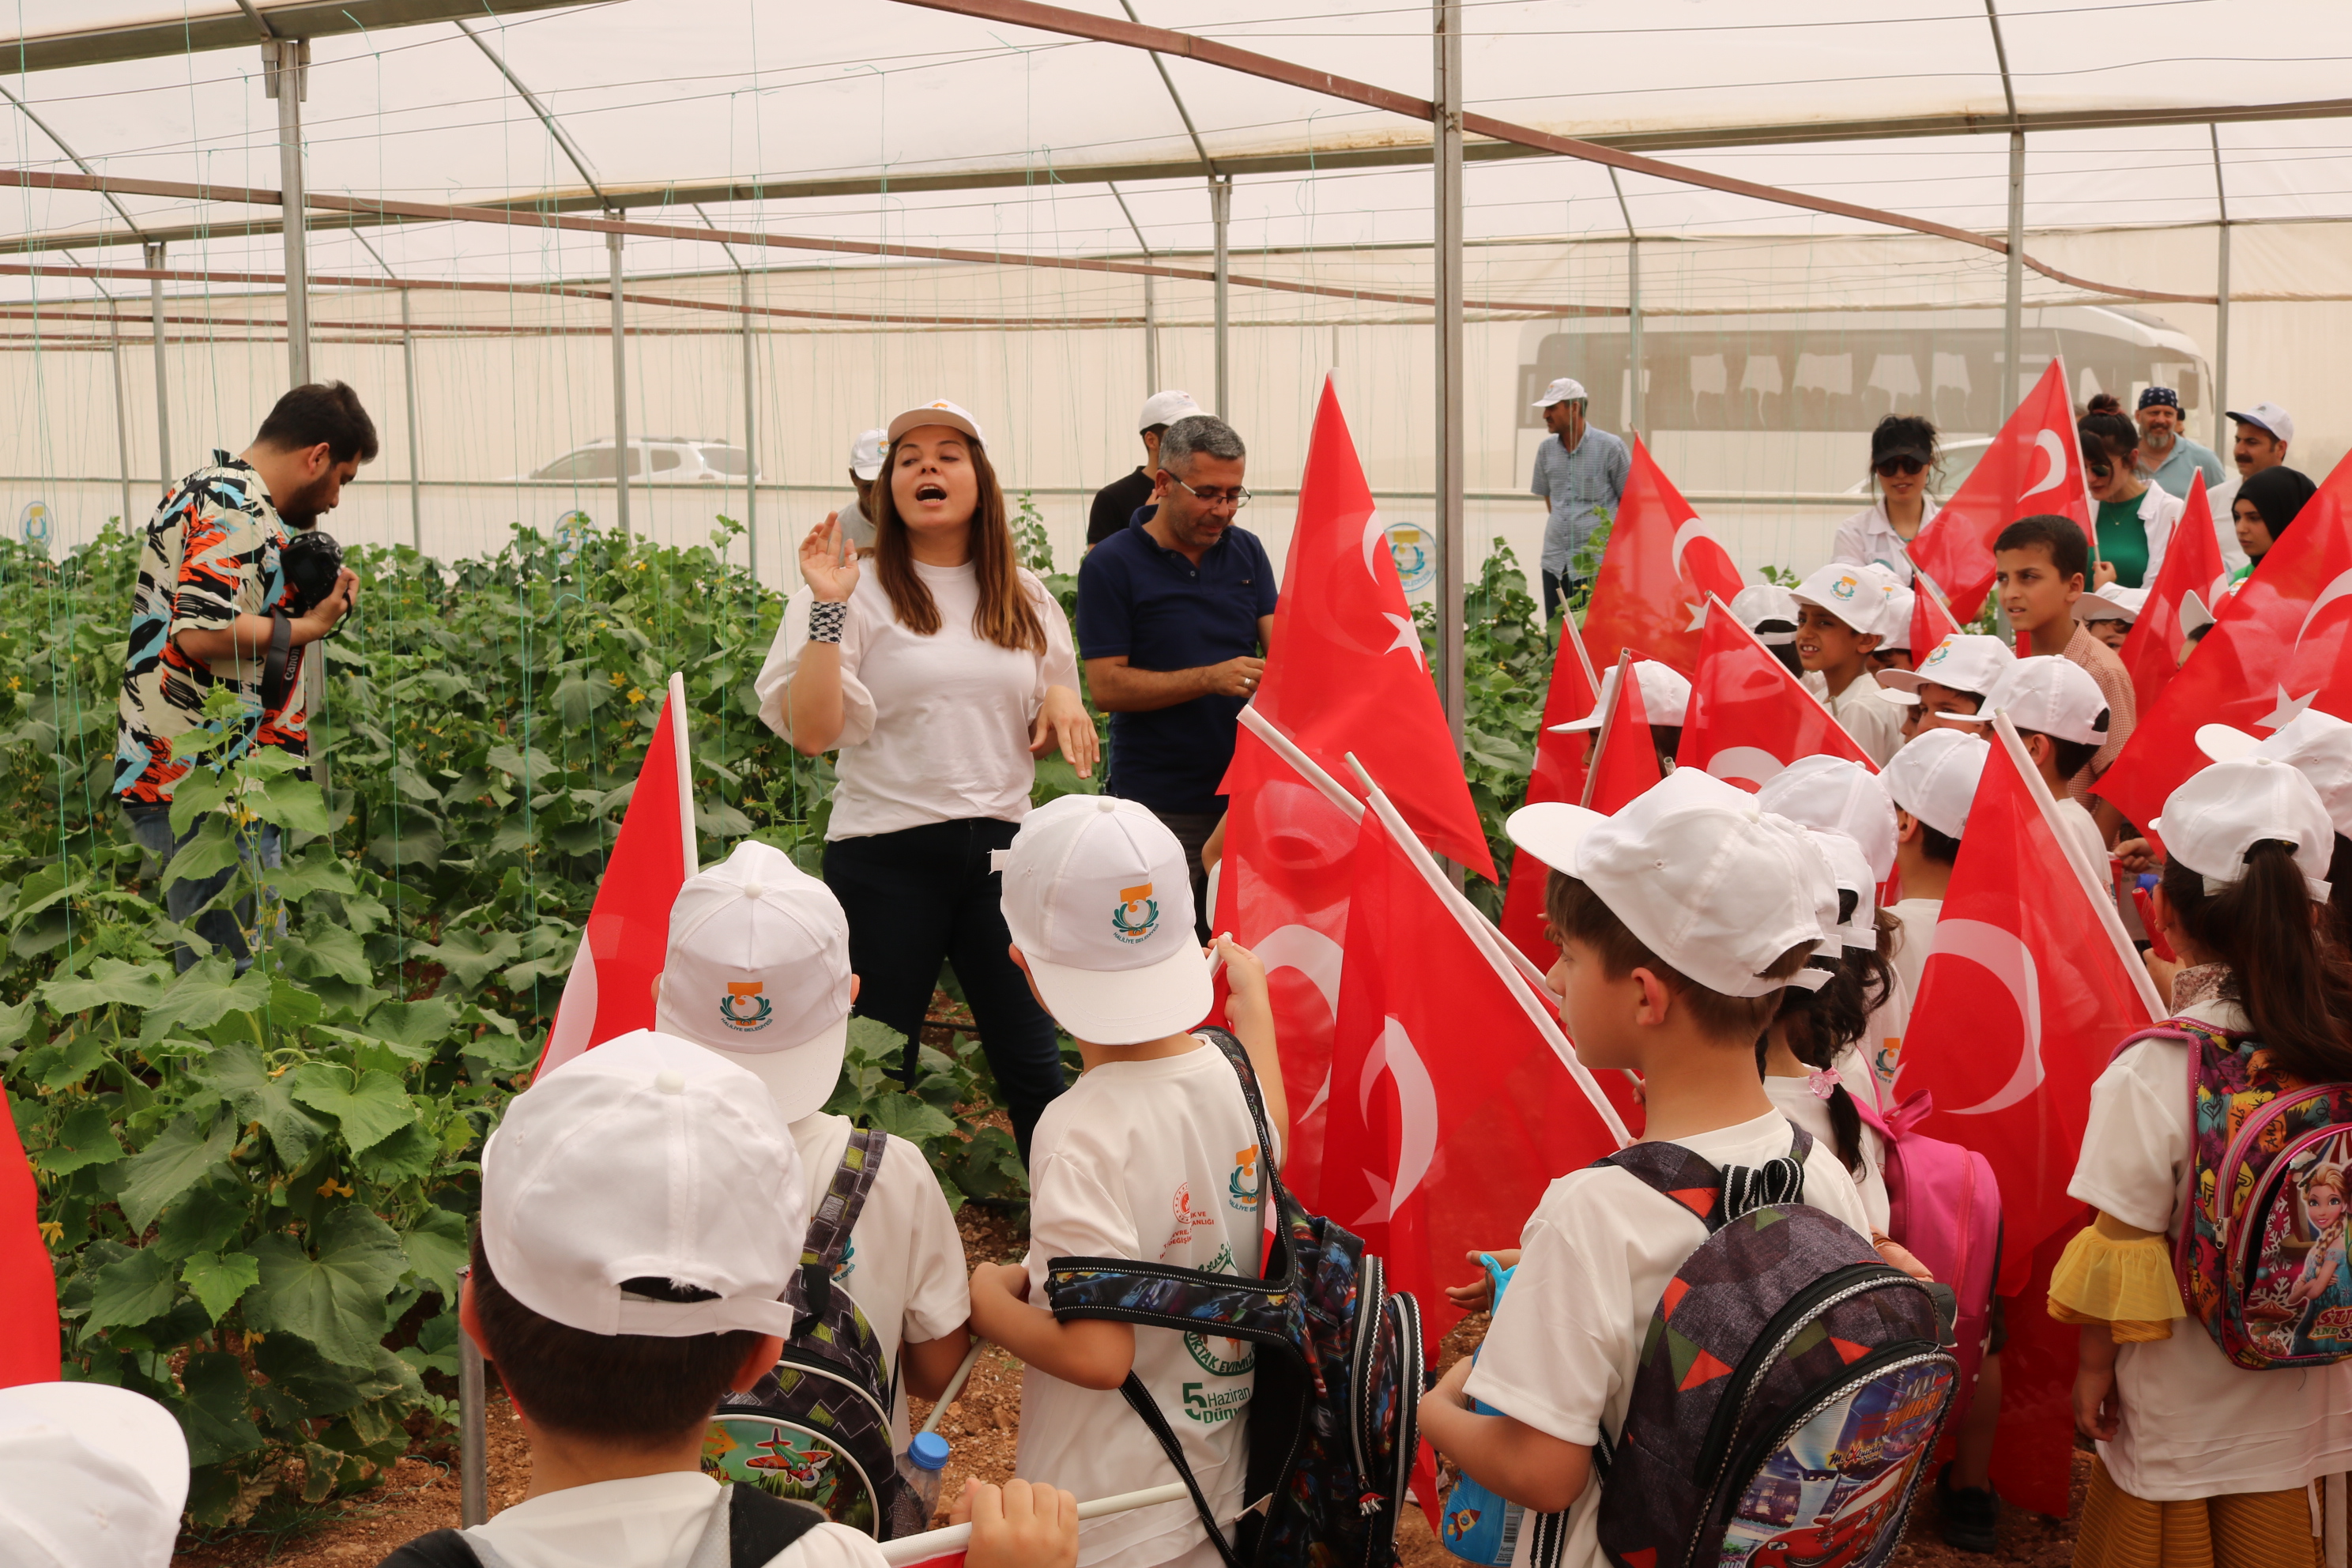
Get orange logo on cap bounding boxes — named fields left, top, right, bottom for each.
left=1112, top=883, right=1159, bottom=944
left=719, top=981, right=772, bottom=1031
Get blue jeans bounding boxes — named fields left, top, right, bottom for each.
left=122, top=802, right=281, bottom=974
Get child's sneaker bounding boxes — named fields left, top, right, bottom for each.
left=1936, top=1463, right=2001, bottom=1554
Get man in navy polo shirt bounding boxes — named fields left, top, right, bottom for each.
left=1076, top=413, right=1277, bottom=937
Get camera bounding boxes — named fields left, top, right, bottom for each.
left=281, top=526, right=345, bottom=617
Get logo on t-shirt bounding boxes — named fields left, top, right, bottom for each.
left=1112, top=883, right=1160, bottom=944
left=1166, top=1181, right=1217, bottom=1252
left=1227, top=1144, right=1261, bottom=1214
left=719, top=981, right=774, bottom=1031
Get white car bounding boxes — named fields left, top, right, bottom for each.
left=509, top=437, right=756, bottom=484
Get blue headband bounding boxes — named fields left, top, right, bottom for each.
left=2138, top=386, right=2180, bottom=412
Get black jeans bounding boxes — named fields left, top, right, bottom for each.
left=824, top=818, right=1067, bottom=1159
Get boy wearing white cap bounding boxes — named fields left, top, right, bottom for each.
left=1874, top=632, right=2013, bottom=749
left=654, top=839, right=974, bottom=1444
left=1529, top=376, right=1629, bottom=621
left=1418, top=770, right=1870, bottom=1562
left=839, top=429, right=886, bottom=551
left=1728, top=582, right=1803, bottom=677
left=1088, top=391, right=1203, bottom=549
left=1551, top=658, right=1689, bottom=776
left=1790, top=564, right=1904, bottom=766
left=1879, top=728, right=1990, bottom=1023
left=1948, top=656, right=2113, bottom=889
left=392, top=1030, right=1077, bottom=1568
left=0, top=1382, right=187, bottom=1568
left=968, top=794, right=1283, bottom=1568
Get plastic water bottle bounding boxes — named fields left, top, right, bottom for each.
left=891, top=1431, right=951, bottom=1536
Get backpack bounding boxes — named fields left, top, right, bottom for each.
left=376, top=1481, right=824, bottom=1568
left=2127, top=1016, right=2352, bottom=1370
left=1851, top=1091, right=2003, bottom=1430
left=706, top=1129, right=923, bottom=1538
left=1042, top=1028, right=1425, bottom=1568
left=1585, top=1126, right=1958, bottom=1568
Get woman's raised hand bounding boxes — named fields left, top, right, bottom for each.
left=800, top=513, right=861, bottom=604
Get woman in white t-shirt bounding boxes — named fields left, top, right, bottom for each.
left=1831, top=414, right=1942, bottom=585
left=755, top=400, right=1097, bottom=1157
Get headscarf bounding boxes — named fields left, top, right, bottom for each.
left=2238, top=466, right=2318, bottom=538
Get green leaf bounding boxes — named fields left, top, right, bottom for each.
left=281, top=925, right=370, bottom=986
left=165, top=767, right=236, bottom=837
left=194, top=1042, right=327, bottom=1166
left=420, top=927, right=522, bottom=993
left=362, top=997, right=458, bottom=1057
left=401, top=1207, right=469, bottom=1304
left=181, top=1250, right=262, bottom=1322
left=0, top=993, right=40, bottom=1048
left=158, top=816, right=242, bottom=890
left=246, top=1205, right=409, bottom=1368
left=272, top=847, right=358, bottom=901
left=39, top=956, right=173, bottom=1014
left=288, top=1064, right=418, bottom=1155
left=34, top=1101, right=126, bottom=1174
left=175, top=1350, right=265, bottom=1465
left=86, top=1246, right=178, bottom=1331
left=250, top=774, right=337, bottom=836
left=138, top=956, right=272, bottom=1042
left=352, top=1119, right=437, bottom=1185
left=367, top=825, right=444, bottom=870
left=116, top=1111, right=239, bottom=1233
left=154, top=1178, right=250, bottom=1263
left=869, top=1092, right=958, bottom=1144
left=251, top=1331, right=369, bottom=1420
left=36, top=1030, right=106, bottom=1092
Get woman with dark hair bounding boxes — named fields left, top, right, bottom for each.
left=2225, top=464, right=2319, bottom=587
left=756, top=399, right=1096, bottom=1155
left=2079, top=394, right=2186, bottom=590
left=1832, top=414, right=1941, bottom=582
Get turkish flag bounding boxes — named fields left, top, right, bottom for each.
left=0, top=1081, right=57, bottom=1387
left=1906, top=360, right=2090, bottom=623
left=1211, top=722, right=1361, bottom=1208
left=1243, top=378, right=1494, bottom=877
left=1675, top=597, right=1878, bottom=790
left=534, top=674, right=699, bottom=1080
left=1585, top=655, right=1663, bottom=815
left=1579, top=437, right=1745, bottom=677
left=1984, top=1226, right=2086, bottom=1518
left=1902, top=731, right=2158, bottom=1295
left=2116, top=469, right=2222, bottom=717
left=1318, top=806, right=1627, bottom=1350
left=2093, top=482, right=2352, bottom=834
left=1906, top=562, right=1967, bottom=658
left=1498, top=623, right=1600, bottom=969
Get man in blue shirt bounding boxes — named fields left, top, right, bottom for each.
left=1528, top=375, right=1630, bottom=621
left=2133, top=385, right=2224, bottom=500
left=1075, top=413, right=1277, bottom=937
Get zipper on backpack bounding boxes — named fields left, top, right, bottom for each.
left=2213, top=1084, right=2334, bottom=1231
left=1346, top=1253, right=1385, bottom=1487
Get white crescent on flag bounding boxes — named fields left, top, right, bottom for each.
left=1352, top=1016, right=1439, bottom=1225
left=1936, top=919, right=2047, bottom=1116
left=2019, top=428, right=2069, bottom=499
left=1703, top=746, right=1788, bottom=792
left=2257, top=567, right=2352, bottom=729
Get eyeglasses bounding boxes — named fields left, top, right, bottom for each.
left=1873, top=457, right=1925, bottom=478
left=1169, top=475, right=1251, bottom=510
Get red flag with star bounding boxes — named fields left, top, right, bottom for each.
left=1906, top=360, right=2090, bottom=623
left=1578, top=437, right=1744, bottom=677
left=1675, top=596, right=1878, bottom=790
left=1239, top=377, right=1494, bottom=876
left=1498, top=621, right=1600, bottom=969
left=2094, top=479, right=2352, bottom=833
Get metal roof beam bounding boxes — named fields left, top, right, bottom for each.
left=0, top=0, right=596, bottom=73
left=453, top=18, right=612, bottom=211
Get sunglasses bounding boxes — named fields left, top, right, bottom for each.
left=1873, top=457, right=1925, bottom=478
left=2087, top=462, right=2114, bottom=479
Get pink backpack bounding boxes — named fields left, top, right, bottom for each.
left=1855, top=1091, right=2004, bottom=1429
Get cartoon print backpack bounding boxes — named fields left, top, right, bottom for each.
left=1585, top=1127, right=1958, bottom=1568
left=2126, top=1016, right=2352, bottom=1370
left=1044, top=1028, right=1426, bottom=1568
left=707, top=1129, right=925, bottom=1538
left=1850, top=1091, right=2003, bottom=1430
left=1437, top=1253, right=1531, bottom=1566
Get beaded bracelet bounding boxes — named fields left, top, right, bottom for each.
left=807, top=600, right=849, bottom=644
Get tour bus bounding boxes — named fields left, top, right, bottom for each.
left=1514, top=304, right=2214, bottom=498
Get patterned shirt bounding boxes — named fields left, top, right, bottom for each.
left=114, top=452, right=308, bottom=805
left=1529, top=425, right=1630, bottom=579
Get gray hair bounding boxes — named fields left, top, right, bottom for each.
left=1159, top=413, right=1246, bottom=474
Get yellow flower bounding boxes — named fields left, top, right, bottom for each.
left=317, top=1177, right=354, bottom=1199
left=609, top=671, right=625, bottom=687
left=36, top=1220, right=61, bottom=1246
left=5, top=676, right=17, bottom=691
left=626, top=688, right=645, bottom=704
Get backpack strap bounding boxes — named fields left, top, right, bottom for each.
left=791, top=1128, right=888, bottom=1325
left=1596, top=1123, right=1814, bottom=1234
left=716, top=1484, right=830, bottom=1568
left=1110, top=1371, right=1246, bottom=1568
left=375, top=1532, right=481, bottom=1568
left=1196, top=1027, right=1300, bottom=1281
left=2109, top=1016, right=2241, bottom=1067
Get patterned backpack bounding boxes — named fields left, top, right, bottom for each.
left=2123, top=1017, right=2352, bottom=1370
left=707, top=1129, right=926, bottom=1538
left=1569, top=1127, right=1958, bottom=1568
left=1044, top=1029, right=1426, bottom=1568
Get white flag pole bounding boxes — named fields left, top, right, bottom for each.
left=1344, top=751, right=1634, bottom=1148
left=668, top=670, right=698, bottom=873
left=1579, top=650, right=1634, bottom=809
left=1560, top=601, right=1603, bottom=699
left=879, top=1483, right=1196, bottom=1566
left=1989, top=710, right=2165, bottom=1022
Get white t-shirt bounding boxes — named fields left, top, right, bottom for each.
left=2050, top=797, right=2112, bottom=903
left=1803, top=669, right=1905, bottom=767
left=1462, top=1110, right=1874, bottom=1568
left=1883, top=896, right=1942, bottom=1087
left=1765, top=1052, right=1893, bottom=1234
left=1018, top=1042, right=1275, bottom=1568
left=2067, top=993, right=2352, bottom=1501
left=754, top=560, right=1080, bottom=839
left=464, top=1472, right=884, bottom=1568
left=1830, top=498, right=1939, bottom=584
left=791, top=1112, right=972, bottom=1450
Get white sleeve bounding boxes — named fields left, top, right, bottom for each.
left=1459, top=1174, right=1638, bottom=1447
left=2140, top=486, right=2183, bottom=586
left=1027, top=571, right=1081, bottom=707
left=889, top=1149, right=975, bottom=1346
left=1023, top=1149, right=1140, bottom=1298
left=1830, top=514, right=1870, bottom=567
left=754, top=586, right=877, bottom=749
left=2066, top=1041, right=2186, bottom=1234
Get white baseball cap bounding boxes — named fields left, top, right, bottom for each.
left=2228, top=401, right=2295, bottom=446
left=1758, top=756, right=1898, bottom=884
left=1000, top=794, right=1212, bottom=1044
left=1948, top=655, right=2109, bottom=748
left=482, top=1030, right=807, bottom=1340
left=655, top=839, right=854, bottom=1125
left=1504, top=769, right=1835, bottom=1000
left=886, top=398, right=988, bottom=448
left=849, top=428, right=887, bottom=481
left=1551, top=659, right=1691, bottom=732
left=1882, top=727, right=1989, bottom=841
left=1800, top=826, right=1879, bottom=952
left=0, top=1383, right=187, bottom=1568
left=2075, top=583, right=2145, bottom=625
left=1792, top=563, right=1886, bottom=637
left=1729, top=582, right=1801, bottom=645
left=2152, top=756, right=2334, bottom=901
left=1139, top=390, right=1204, bottom=431
left=1532, top=376, right=1588, bottom=409
left=1875, top=585, right=1917, bottom=649
left=2197, top=710, right=2352, bottom=839
left=1875, top=633, right=2013, bottom=706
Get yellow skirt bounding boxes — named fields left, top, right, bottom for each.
left=2075, top=1456, right=2333, bottom=1568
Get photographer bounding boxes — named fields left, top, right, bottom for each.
left=115, top=382, right=373, bottom=971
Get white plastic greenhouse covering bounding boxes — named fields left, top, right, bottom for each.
left=2, top=0, right=2351, bottom=588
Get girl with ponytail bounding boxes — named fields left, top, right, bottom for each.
left=2052, top=759, right=2352, bottom=1567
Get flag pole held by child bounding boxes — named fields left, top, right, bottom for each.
left=880, top=1483, right=1195, bottom=1568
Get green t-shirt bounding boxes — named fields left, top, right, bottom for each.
left=2096, top=496, right=2150, bottom=588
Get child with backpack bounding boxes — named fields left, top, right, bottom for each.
left=381, top=1030, right=1079, bottom=1568
left=967, top=793, right=1287, bottom=1568
left=2053, top=758, right=2352, bottom=1566
left=1424, top=769, right=1954, bottom=1568
left=654, top=841, right=973, bottom=1487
